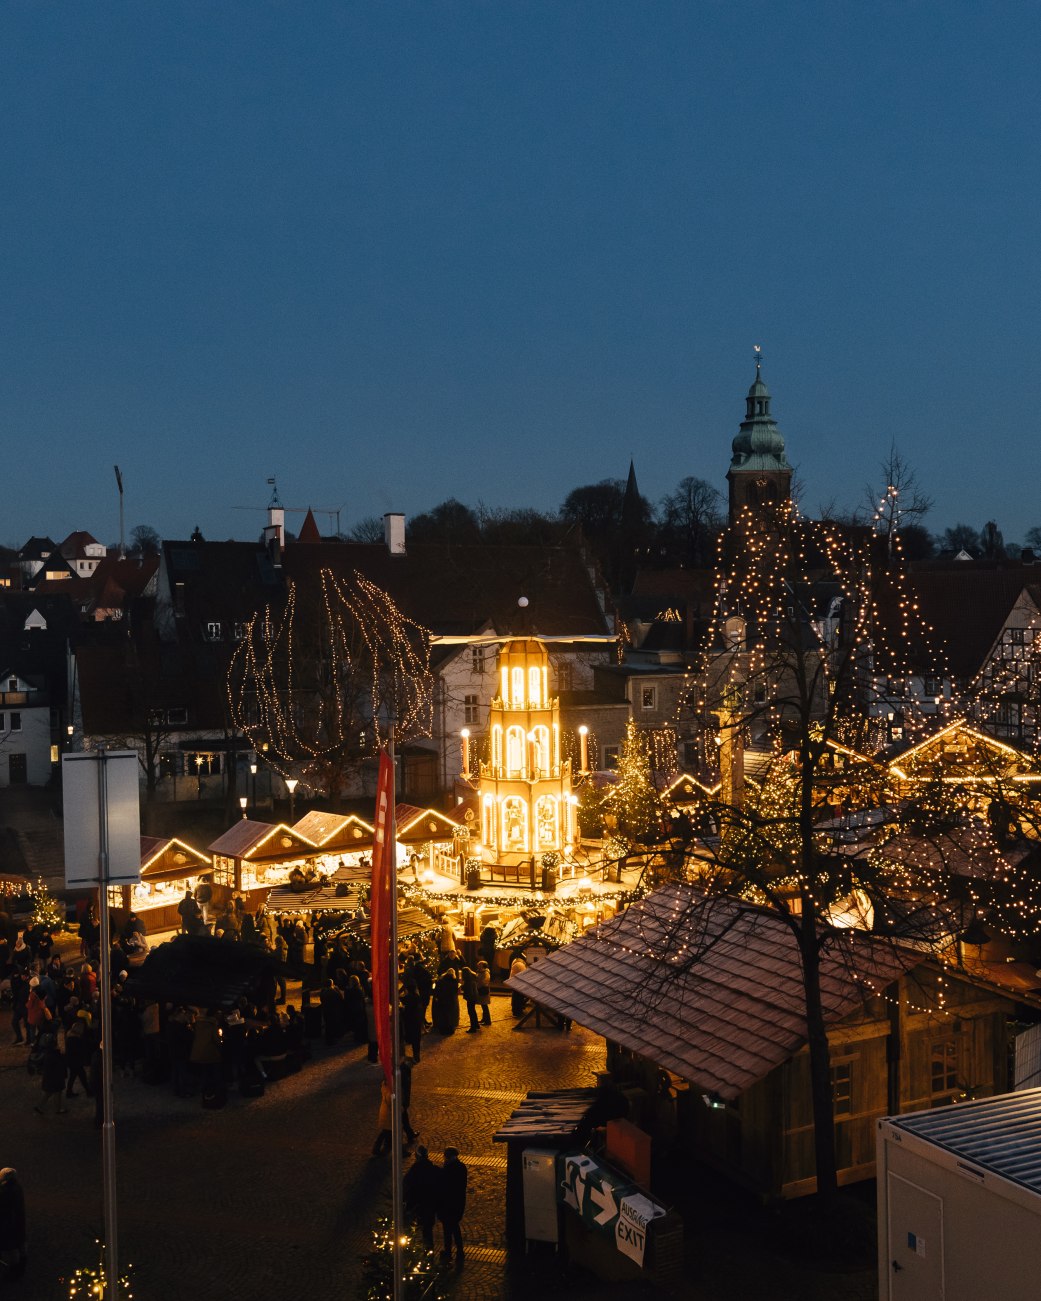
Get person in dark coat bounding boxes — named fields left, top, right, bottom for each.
left=408, top=959, right=433, bottom=1027
left=344, top=974, right=367, bottom=1044
left=400, top=980, right=424, bottom=1063
left=459, top=966, right=481, bottom=1033
left=431, top=969, right=459, bottom=1036
left=64, top=1007, right=93, bottom=1097
left=0, top=1167, right=27, bottom=1279
left=9, top=970, right=29, bottom=1045
left=318, top=979, right=345, bottom=1046
left=402, top=1146, right=440, bottom=1249
left=34, top=1035, right=67, bottom=1115
left=437, top=1147, right=468, bottom=1266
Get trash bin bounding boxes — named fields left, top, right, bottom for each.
left=541, top=867, right=557, bottom=893
left=466, top=864, right=482, bottom=891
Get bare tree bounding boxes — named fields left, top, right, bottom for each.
left=864, top=443, right=933, bottom=559
left=227, top=569, right=434, bottom=804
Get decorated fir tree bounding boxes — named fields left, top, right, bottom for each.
left=355, top=1219, right=448, bottom=1301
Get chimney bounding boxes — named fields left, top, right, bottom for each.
left=384, top=513, right=406, bottom=557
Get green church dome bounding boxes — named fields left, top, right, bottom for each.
left=729, top=358, right=793, bottom=473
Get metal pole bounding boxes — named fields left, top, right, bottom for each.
left=388, top=722, right=404, bottom=1301
left=96, top=748, right=119, bottom=1299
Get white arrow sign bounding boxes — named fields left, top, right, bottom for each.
left=589, top=1179, right=618, bottom=1227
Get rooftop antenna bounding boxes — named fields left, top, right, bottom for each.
left=113, top=465, right=125, bottom=558
left=267, top=476, right=282, bottom=508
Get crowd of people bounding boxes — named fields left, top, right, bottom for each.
left=0, top=898, right=537, bottom=1279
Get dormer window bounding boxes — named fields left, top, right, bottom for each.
left=205, top=621, right=222, bottom=642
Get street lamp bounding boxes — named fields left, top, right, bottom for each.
left=249, top=758, right=257, bottom=813
left=239, top=796, right=248, bottom=820
left=285, top=776, right=298, bottom=823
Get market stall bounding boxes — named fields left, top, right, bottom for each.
left=207, top=819, right=320, bottom=908
left=106, top=837, right=212, bottom=931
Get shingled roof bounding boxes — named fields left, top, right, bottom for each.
left=509, top=884, right=918, bottom=1101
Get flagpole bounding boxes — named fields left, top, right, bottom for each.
left=388, top=721, right=405, bottom=1301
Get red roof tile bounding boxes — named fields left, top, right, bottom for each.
left=509, top=884, right=917, bottom=1100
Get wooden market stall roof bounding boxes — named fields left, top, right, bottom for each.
left=292, top=810, right=375, bottom=850
left=207, top=819, right=318, bottom=863
left=508, top=883, right=919, bottom=1103
left=139, top=836, right=212, bottom=883
left=394, top=804, right=464, bottom=843
left=888, top=720, right=1041, bottom=784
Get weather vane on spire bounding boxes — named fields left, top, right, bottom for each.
left=753, top=343, right=763, bottom=375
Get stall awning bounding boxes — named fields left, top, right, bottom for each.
left=208, top=820, right=317, bottom=862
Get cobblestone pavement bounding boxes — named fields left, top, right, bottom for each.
left=0, top=990, right=877, bottom=1300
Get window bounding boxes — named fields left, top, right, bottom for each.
left=6, top=677, right=16, bottom=691
left=233, top=622, right=248, bottom=641
left=471, top=646, right=485, bottom=674
left=640, top=685, right=657, bottom=711
left=463, top=695, right=480, bottom=725
left=9, top=712, right=20, bottom=732
left=923, top=677, right=942, bottom=697
left=831, top=1061, right=853, bottom=1117
left=166, top=707, right=188, bottom=726
left=205, top=621, right=222, bottom=641
left=930, top=1039, right=960, bottom=1103
left=556, top=661, right=573, bottom=692
left=1009, top=627, right=1026, bottom=645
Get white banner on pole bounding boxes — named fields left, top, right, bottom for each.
left=62, top=751, right=142, bottom=888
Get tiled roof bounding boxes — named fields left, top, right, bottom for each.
left=509, top=884, right=917, bottom=1100
left=162, top=538, right=610, bottom=638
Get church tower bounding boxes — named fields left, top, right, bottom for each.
left=726, top=352, right=793, bottom=525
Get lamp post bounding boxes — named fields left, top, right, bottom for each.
left=285, top=776, right=298, bottom=824
left=460, top=728, right=470, bottom=779
left=578, top=725, right=589, bottom=775
left=249, top=759, right=257, bottom=813
left=195, top=754, right=203, bottom=799
left=239, top=796, right=248, bottom=820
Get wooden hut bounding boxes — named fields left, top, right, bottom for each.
left=108, top=836, right=212, bottom=932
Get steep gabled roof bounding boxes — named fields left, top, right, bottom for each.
left=161, top=538, right=610, bottom=638
left=509, top=884, right=917, bottom=1101
left=903, top=569, right=1038, bottom=680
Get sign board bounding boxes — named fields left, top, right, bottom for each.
left=62, top=751, right=142, bottom=888
left=558, top=1152, right=665, bottom=1268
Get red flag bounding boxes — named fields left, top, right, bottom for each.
left=371, top=750, right=395, bottom=1086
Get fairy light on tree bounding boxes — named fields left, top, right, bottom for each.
left=227, top=568, right=434, bottom=804
left=652, top=492, right=1041, bottom=1203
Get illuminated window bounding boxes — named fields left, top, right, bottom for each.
left=501, top=796, right=528, bottom=852
left=640, top=685, right=657, bottom=711
left=535, top=795, right=558, bottom=849
left=506, top=726, right=525, bottom=775
left=528, top=725, right=548, bottom=772
left=529, top=666, right=541, bottom=707
left=511, top=667, right=524, bottom=707
left=492, top=725, right=503, bottom=768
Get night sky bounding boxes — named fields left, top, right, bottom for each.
left=4, top=1, right=1039, bottom=548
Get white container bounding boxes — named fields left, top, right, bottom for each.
left=522, top=1148, right=560, bottom=1244
left=877, top=1089, right=1041, bottom=1300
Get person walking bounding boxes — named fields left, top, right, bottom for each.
left=476, top=960, right=492, bottom=1026
left=437, top=1147, right=468, bottom=1267
left=402, top=1146, right=440, bottom=1250
left=0, top=1168, right=27, bottom=1280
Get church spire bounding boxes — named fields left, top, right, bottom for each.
left=726, top=350, right=793, bottom=523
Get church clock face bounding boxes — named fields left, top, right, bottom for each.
left=750, top=477, right=778, bottom=505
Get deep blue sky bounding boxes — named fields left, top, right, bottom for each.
left=3, top=1, right=1039, bottom=549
